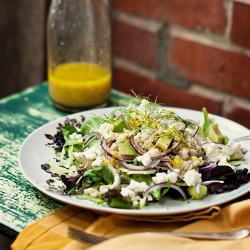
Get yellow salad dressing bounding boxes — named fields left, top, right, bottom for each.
left=48, top=63, right=111, bottom=109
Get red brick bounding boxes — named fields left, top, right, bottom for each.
left=113, top=19, right=158, bottom=70
left=113, top=0, right=226, bottom=34
left=230, top=1, right=250, bottom=49
left=113, top=66, right=222, bottom=114
left=226, top=105, right=250, bottom=129
left=167, top=36, right=250, bottom=99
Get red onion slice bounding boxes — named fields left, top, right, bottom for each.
left=82, top=132, right=100, bottom=140
left=168, top=141, right=180, bottom=152
left=144, top=182, right=188, bottom=200
left=200, top=141, right=229, bottom=149
left=184, top=119, right=199, bottom=137
left=233, top=135, right=250, bottom=142
left=163, top=162, right=175, bottom=172
left=119, top=159, right=160, bottom=171
left=81, top=154, right=88, bottom=170
left=129, top=135, right=146, bottom=155
left=154, top=155, right=170, bottom=162
left=199, top=163, right=217, bottom=172
left=201, top=180, right=224, bottom=185
left=83, top=132, right=100, bottom=149
left=127, top=169, right=157, bottom=175
left=100, top=137, right=113, bottom=158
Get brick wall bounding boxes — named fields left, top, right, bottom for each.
left=111, top=0, right=250, bottom=129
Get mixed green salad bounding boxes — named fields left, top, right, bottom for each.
left=42, top=97, right=250, bottom=209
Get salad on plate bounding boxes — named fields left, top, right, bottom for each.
left=41, top=97, right=250, bottom=209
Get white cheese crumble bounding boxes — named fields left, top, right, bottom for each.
left=224, top=140, right=244, bottom=159
left=205, top=144, right=229, bottom=163
left=136, top=148, right=161, bottom=166
left=217, top=155, right=234, bottom=168
left=84, top=187, right=99, bottom=198
left=92, top=157, right=104, bottom=167
left=68, top=165, right=78, bottom=177
left=98, top=123, right=115, bottom=142
left=120, top=180, right=149, bottom=207
left=69, top=132, right=82, bottom=140
left=79, top=143, right=102, bottom=161
left=152, top=171, right=178, bottom=184
left=184, top=169, right=202, bottom=187
left=206, top=140, right=246, bottom=167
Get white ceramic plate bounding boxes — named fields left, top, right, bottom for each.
left=18, top=107, right=250, bottom=216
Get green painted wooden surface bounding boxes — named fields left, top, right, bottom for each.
left=0, top=82, right=129, bottom=238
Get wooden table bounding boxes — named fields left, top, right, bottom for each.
left=0, top=82, right=129, bottom=239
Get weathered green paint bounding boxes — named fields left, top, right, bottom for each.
left=0, top=82, right=129, bottom=238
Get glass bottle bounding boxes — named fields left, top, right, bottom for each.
left=47, top=0, right=111, bottom=112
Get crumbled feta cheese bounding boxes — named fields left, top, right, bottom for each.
left=120, top=180, right=148, bottom=208
left=184, top=169, right=202, bottom=186
left=152, top=171, right=178, bottom=184
left=137, top=147, right=161, bottom=167
left=217, top=155, right=233, bottom=168
left=69, top=132, right=82, bottom=140
left=223, top=140, right=244, bottom=160
left=84, top=187, right=99, bottom=197
left=206, top=144, right=229, bottom=162
left=98, top=122, right=114, bottom=135
left=72, top=152, right=81, bottom=158
left=148, top=148, right=161, bottom=157
left=166, top=171, right=178, bottom=183
left=73, top=152, right=87, bottom=163
left=120, top=188, right=135, bottom=198
left=68, top=165, right=78, bottom=177
left=129, top=180, right=149, bottom=193
left=121, top=180, right=148, bottom=198
left=92, top=157, right=104, bottom=167
left=82, top=143, right=102, bottom=160
left=138, top=99, right=150, bottom=114
left=104, top=132, right=116, bottom=142
left=98, top=123, right=116, bottom=142
left=174, top=168, right=180, bottom=174
left=137, top=153, right=152, bottom=167
left=152, top=173, right=166, bottom=183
